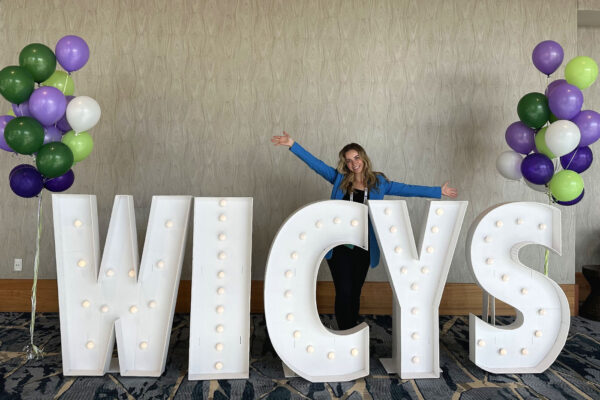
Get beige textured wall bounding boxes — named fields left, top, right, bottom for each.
left=576, top=25, right=600, bottom=270
left=579, top=0, right=600, bottom=11
left=0, top=0, right=579, bottom=283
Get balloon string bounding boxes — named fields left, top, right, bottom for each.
left=63, top=73, right=69, bottom=94
left=546, top=189, right=555, bottom=204
left=544, top=193, right=553, bottom=276
left=545, top=75, right=551, bottom=128
left=539, top=66, right=551, bottom=277
left=25, top=190, right=44, bottom=360
left=564, top=148, right=578, bottom=171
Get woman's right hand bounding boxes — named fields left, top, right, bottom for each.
left=271, top=131, right=294, bottom=147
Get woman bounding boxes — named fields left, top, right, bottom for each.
left=271, top=131, right=458, bottom=330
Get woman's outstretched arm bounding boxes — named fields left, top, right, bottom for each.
left=271, top=131, right=337, bottom=184
left=385, top=180, right=458, bottom=198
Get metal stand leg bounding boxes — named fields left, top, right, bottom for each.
left=482, top=292, right=496, bottom=326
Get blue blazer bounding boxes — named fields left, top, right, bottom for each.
left=290, top=142, right=441, bottom=268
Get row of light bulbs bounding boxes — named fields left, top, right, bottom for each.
left=74, top=216, right=180, bottom=352
left=478, top=215, right=549, bottom=357
left=213, top=199, right=229, bottom=370
left=283, top=213, right=364, bottom=360
left=386, top=207, right=446, bottom=364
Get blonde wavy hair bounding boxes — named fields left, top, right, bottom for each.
left=336, top=143, right=386, bottom=194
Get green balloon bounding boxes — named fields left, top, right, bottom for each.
left=0, top=66, right=35, bottom=104
left=41, top=70, right=74, bottom=96
left=19, top=43, right=57, bottom=83
left=62, top=130, right=94, bottom=162
left=549, top=170, right=584, bottom=202
left=517, top=92, right=549, bottom=129
left=534, top=127, right=556, bottom=158
left=4, top=116, right=44, bottom=154
left=36, top=142, right=74, bottom=178
left=549, top=112, right=558, bottom=123
left=565, top=56, right=598, bottom=90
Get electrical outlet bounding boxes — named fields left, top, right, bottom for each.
left=14, top=258, right=22, bottom=272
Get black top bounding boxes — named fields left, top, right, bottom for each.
left=337, top=189, right=369, bottom=253
left=343, top=189, right=366, bottom=203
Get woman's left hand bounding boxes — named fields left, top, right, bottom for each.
left=441, top=182, right=458, bottom=198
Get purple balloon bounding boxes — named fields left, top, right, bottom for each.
left=29, top=87, right=67, bottom=126
left=572, top=110, right=600, bottom=147
left=545, top=79, right=566, bottom=98
left=521, top=153, right=554, bottom=184
left=9, top=164, right=33, bottom=180
left=12, top=101, right=32, bottom=117
left=55, top=35, right=89, bottom=73
left=532, top=40, right=564, bottom=76
left=44, top=169, right=74, bottom=192
left=560, top=146, right=593, bottom=173
left=555, top=189, right=585, bottom=206
left=548, top=82, right=583, bottom=120
left=505, top=121, right=535, bottom=154
left=56, top=95, right=75, bottom=132
left=9, top=164, right=43, bottom=198
left=43, top=125, right=63, bottom=144
left=0, top=115, right=15, bottom=152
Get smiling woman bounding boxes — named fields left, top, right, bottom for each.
left=337, top=143, right=380, bottom=193
left=271, top=131, right=458, bottom=330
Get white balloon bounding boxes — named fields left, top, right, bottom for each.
left=496, top=151, right=523, bottom=180
left=66, top=96, right=101, bottom=133
left=524, top=178, right=548, bottom=193
left=545, top=120, right=580, bottom=157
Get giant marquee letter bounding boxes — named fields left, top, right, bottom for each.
left=189, top=197, right=253, bottom=380
left=369, top=200, right=468, bottom=378
left=466, top=202, right=569, bottom=373
left=264, top=201, right=370, bottom=382
left=52, top=195, right=191, bottom=376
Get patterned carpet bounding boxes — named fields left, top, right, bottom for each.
left=0, top=313, right=598, bottom=399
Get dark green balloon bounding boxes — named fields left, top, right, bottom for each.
left=36, top=142, right=74, bottom=178
left=0, top=66, right=35, bottom=104
left=549, top=112, right=558, bottom=123
left=19, top=43, right=57, bottom=83
left=4, top=116, right=44, bottom=154
left=517, top=92, right=550, bottom=129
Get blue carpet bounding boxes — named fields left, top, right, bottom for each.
left=0, top=313, right=598, bottom=399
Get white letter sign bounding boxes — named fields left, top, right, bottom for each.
left=264, top=201, right=370, bottom=382
left=52, top=195, right=570, bottom=379
left=52, top=194, right=192, bottom=376
left=466, top=202, right=569, bottom=373
left=189, top=197, right=253, bottom=380
left=369, top=200, right=468, bottom=378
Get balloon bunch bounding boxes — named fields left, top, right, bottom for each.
left=0, top=35, right=101, bottom=197
left=497, top=40, right=599, bottom=206
left=0, top=36, right=100, bottom=361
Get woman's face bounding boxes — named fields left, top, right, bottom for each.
left=344, top=149, right=364, bottom=175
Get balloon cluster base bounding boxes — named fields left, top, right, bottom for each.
left=23, top=343, right=44, bottom=361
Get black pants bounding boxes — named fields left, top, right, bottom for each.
left=326, top=245, right=370, bottom=330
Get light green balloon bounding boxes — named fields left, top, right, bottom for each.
left=534, top=127, right=556, bottom=158
left=62, top=130, right=93, bottom=162
left=565, top=56, right=598, bottom=90
left=41, top=70, right=74, bottom=95
left=549, top=170, right=584, bottom=202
